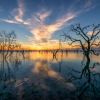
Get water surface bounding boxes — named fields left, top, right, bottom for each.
left=0, top=51, right=100, bottom=100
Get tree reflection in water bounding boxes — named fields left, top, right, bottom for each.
left=52, top=51, right=63, bottom=73
left=69, top=54, right=100, bottom=100
left=0, top=51, right=23, bottom=100
left=0, top=51, right=100, bottom=100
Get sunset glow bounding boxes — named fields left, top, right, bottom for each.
left=0, top=0, right=99, bottom=50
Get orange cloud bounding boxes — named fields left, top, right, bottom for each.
left=21, top=39, right=71, bottom=50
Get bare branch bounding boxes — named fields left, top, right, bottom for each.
left=62, top=24, right=100, bottom=56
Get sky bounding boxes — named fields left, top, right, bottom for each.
left=0, top=0, right=100, bottom=50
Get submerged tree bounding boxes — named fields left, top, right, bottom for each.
left=62, top=24, right=100, bottom=58
left=0, top=31, right=21, bottom=57
left=62, top=24, right=100, bottom=99
left=62, top=24, right=100, bottom=79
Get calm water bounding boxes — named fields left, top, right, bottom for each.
left=0, top=51, right=100, bottom=100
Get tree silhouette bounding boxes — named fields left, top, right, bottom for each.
left=61, top=24, right=100, bottom=91
left=0, top=31, right=21, bottom=57
left=62, top=24, right=100, bottom=59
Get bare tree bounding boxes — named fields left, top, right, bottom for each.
left=52, top=38, right=63, bottom=59
left=62, top=24, right=100, bottom=60
left=0, top=31, right=21, bottom=57
left=61, top=24, right=100, bottom=81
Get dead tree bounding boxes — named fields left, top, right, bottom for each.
left=62, top=24, right=100, bottom=60
left=52, top=39, right=63, bottom=59
left=62, top=24, right=100, bottom=79
left=62, top=24, right=100, bottom=99
left=0, top=31, right=21, bottom=57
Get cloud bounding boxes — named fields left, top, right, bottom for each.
left=0, top=0, right=78, bottom=42
left=87, top=30, right=100, bottom=36
left=36, top=10, right=51, bottom=22
left=30, top=11, right=76, bottom=42
left=0, top=18, right=18, bottom=24
left=24, top=37, right=70, bottom=50
left=14, top=0, right=24, bottom=23
left=0, top=0, right=97, bottom=43
left=0, top=18, right=29, bottom=25
left=0, top=9, right=83, bottom=42
left=0, top=0, right=29, bottom=25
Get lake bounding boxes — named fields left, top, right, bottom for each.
left=0, top=51, right=100, bottom=100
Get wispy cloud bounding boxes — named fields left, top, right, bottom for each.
left=36, top=10, right=51, bottom=22
left=0, top=0, right=29, bottom=25
left=30, top=11, right=76, bottom=42
left=14, top=0, right=24, bottom=22
left=0, top=0, right=97, bottom=43
left=0, top=18, right=18, bottom=24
